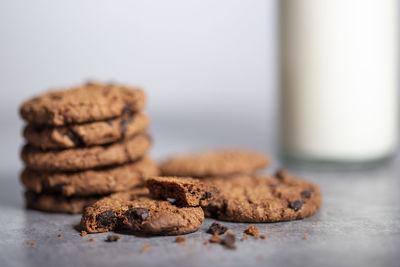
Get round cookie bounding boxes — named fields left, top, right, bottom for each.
left=160, top=149, right=270, bottom=178
left=25, top=191, right=102, bottom=214
left=81, top=190, right=204, bottom=235
left=20, top=82, right=146, bottom=126
left=23, top=113, right=149, bottom=149
left=201, top=171, right=322, bottom=222
left=21, top=157, right=159, bottom=196
left=21, top=133, right=152, bottom=171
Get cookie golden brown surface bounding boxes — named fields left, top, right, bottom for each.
left=21, top=157, right=159, bottom=196
left=20, top=82, right=146, bottom=126
left=160, top=149, right=270, bottom=178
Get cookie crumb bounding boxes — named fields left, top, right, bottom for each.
left=240, top=233, right=250, bottom=241
left=88, top=237, right=94, bottom=242
left=80, top=231, right=87, bottom=237
left=244, top=225, right=259, bottom=239
left=206, top=222, right=228, bottom=235
left=209, top=232, right=222, bottom=243
left=222, top=230, right=236, bottom=250
left=260, top=234, right=267, bottom=239
left=174, top=236, right=186, bottom=245
left=203, top=241, right=209, bottom=245
left=302, top=234, right=307, bottom=240
left=58, top=233, right=63, bottom=238
left=141, top=243, right=151, bottom=253
left=23, top=241, right=37, bottom=247
left=106, top=234, right=121, bottom=242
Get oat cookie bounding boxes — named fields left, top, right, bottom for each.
left=80, top=190, right=204, bottom=235
left=21, top=157, right=158, bottom=196
left=159, top=149, right=270, bottom=178
left=20, top=82, right=146, bottom=126
left=23, top=113, right=149, bottom=149
left=201, top=171, right=322, bottom=222
left=21, top=133, right=151, bottom=171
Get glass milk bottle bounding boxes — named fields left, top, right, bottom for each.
left=279, top=0, right=398, bottom=165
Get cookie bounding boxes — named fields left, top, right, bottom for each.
left=21, top=133, right=151, bottom=171
left=20, top=82, right=146, bottom=126
left=146, top=177, right=217, bottom=206
left=80, top=190, right=204, bottom=235
left=21, top=157, right=158, bottom=196
left=23, top=113, right=149, bottom=149
left=159, top=149, right=270, bottom=178
left=201, top=171, right=322, bottom=222
left=25, top=191, right=102, bottom=214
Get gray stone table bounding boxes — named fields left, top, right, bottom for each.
left=1, top=117, right=399, bottom=267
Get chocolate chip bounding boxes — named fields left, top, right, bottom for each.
left=222, top=232, right=236, bottom=250
left=201, top=192, right=213, bottom=200
left=106, top=120, right=113, bottom=126
left=301, top=190, right=313, bottom=199
left=207, top=222, right=227, bottom=235
left=50, top=183, right=67, bottom=193
left=125, top=208, right=149, bottom=225
left=66, top=129, right=82, bottom=146
left=101, top=143, right=112, bottom=149
left=105, top=234, right=121, bottom=242
left=121, top=118, right=132, bottom=132
left=289, top=200, right=304, bottom=211
left=122, top=103, right=132, bottom=114
left=275, top=169, right=291, bottom=181
left=96, top=210, right=114, bottom=228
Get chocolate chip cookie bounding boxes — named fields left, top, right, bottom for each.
left=146, top=177, right=217, bottom=206
left=21, top=157, right=158, bottom=196
left=23, top=113, right=149, bottom=149
left=201, top=171, right=322, bottom=222
left=159, top=149, right=270, bottom=178
left=80, top=190, right=204, bottom=235
left=20, top=82, right=146, bottom=126
left=21, top=133, right=151, bottom=171
left=25, top=191, right=102, bottom=214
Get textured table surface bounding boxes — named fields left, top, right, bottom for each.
left=1, top=118, right=399, bottom=267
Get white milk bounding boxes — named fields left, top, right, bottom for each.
left=280, top=0, right=398, bottom=162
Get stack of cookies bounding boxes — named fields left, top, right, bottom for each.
left=19, top=82, right=158, bottom=213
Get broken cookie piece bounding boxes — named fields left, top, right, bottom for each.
left=146, top=176, right=217, bottom=206
left=80, top=189, right=204, bottom=236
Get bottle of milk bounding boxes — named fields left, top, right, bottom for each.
left=279, top=0, right=398, bottom=165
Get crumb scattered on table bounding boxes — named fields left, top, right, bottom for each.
left=87, top=237, right=94, bottom=242
left=209, top=232, right=222, bottom=243
left=222, top=230, right=236, bottom=250
left=240, top=233, right=250, bottom=241
left=207, top=222, right=228, bottom=235
left=203, top=240, right=209, bottom=245
left=302, top=234, right=307, bottom=240
left=23, top=241, right=37, bottom=247
left=106, top=234, right=121, bottom=242
left=260, top=234, right=267, bottom=239
left=58, top=233, right=63, bottom=238
left=174, top=236, right=186, bottom=244
left=244, top=225, right=259, bottom=239
left=141, top=243, right=151, bottom=253
left=80, top=231, right=87, bottom=237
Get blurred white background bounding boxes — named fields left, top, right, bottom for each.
left=0, top=0, right=278, bottom=171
